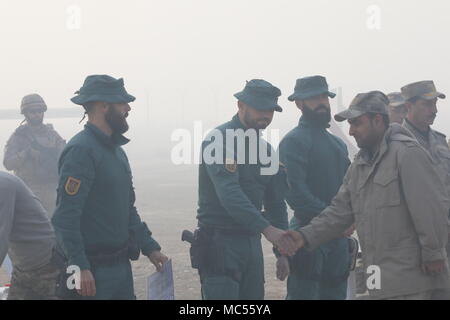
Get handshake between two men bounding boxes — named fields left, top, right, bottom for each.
left=262, top=225, right=305, bottom=257
left=261, top=224, right=357, bottom=281
left=262, top=226, right=305, bottom=282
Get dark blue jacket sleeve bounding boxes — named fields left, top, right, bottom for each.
left=51, top=145, right=95, bottom=270
left=128, top=184, right=161, bottom=256
left=205, top=162, right=271, bottom=234
left=263, top=163, right=289, bottom=231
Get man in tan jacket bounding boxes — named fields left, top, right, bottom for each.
left=284, top=91, right=450, bottom=299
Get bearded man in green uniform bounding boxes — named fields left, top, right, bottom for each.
left=278, top=76, right=351, bottom=299
left=51, top=75, right=168, bottom=300
left=195, top=79, right=297, bottom=300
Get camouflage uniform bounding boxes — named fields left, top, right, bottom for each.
left=3, top=94, right=66, bottom=217
left=0, top=172, right=59, bottom=300
left=7, top=262, right=60, bottom=300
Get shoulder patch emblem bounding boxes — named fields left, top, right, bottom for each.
left=225, top=158, right=237, bottom=173
left=65, top=177, right=81, bottom=196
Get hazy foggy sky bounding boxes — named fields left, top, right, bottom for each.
left=1, top=0, right=449, bottom=135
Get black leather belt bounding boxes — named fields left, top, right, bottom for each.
left=198, top=224, right=258, bottom=237
left=86, top=245, right=129, bottom=266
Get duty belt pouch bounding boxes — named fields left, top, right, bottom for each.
left=290, top=247, right=321, bottom=280
left=209, top=231, right=243, bottom=282
left=190, top=228, right=212, bottom=270
left=206, top=231, right=226, bottom=275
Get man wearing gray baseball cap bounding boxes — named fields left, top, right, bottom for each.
left=282, top=91, right=450, bottom=299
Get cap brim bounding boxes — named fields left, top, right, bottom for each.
left=389, top=101, right=405, bottom=107
left=71, top=93, right=136, bottom=105
left=420, top=92, right=446, bottom=100
left=334, top=109, right=366, bottom=122
left=288, top=90, right=336, bottom=102
left=234, top=92, right=283, bottom=112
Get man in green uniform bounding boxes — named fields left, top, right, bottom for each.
left=195, top=79, right=296, bottom=300
left=278, top=76, right=351, bottom=299
left=51, top=75, right=168, bottom=300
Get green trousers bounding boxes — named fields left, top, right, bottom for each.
left=200, top=232, right=264, bottom=300
left=286, top=238, right=349, bottom=300
left=83, top=260, right=135, bottom=300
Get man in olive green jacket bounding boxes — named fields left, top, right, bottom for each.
left=286, top=91, right=450, bottom=299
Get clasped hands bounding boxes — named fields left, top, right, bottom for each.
left=263, top=226, right=305, bottom=257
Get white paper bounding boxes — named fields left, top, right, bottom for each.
left=147, top=259, right=174, bottom=300
left=0, top=287, right=9, bottom=300
left=1, top=255, right=12, bottom=277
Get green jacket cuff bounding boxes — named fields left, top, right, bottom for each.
left=69, top=254, right=91, bottom=271
left=250, top=218, right=271, bottom=235
left=141, top=238, right=162, bottom=257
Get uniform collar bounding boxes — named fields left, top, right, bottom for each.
left=85, top=122, right=130, bottom=148
left=231, top=114, right=246, bottom=130
left=354, top=130, right=389, bottom=166
left=24, top=123, right=47, bottom=132
left=230, top=113, right=265, bottom=136
left=404, top=118, right=429, bottom=140
left=298, top=115, right=330, bottom=129
left=354, top=123, right=415, bottom=166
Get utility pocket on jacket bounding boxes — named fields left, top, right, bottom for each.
left=373, top=171, right=401, bottom=208
left=437, top=149, right=450, bottom=172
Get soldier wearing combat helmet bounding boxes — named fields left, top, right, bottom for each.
left=3, top=94, right=66, bottom=217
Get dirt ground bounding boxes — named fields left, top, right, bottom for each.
left=0, top=217, right=286, bottom=300
left=130, top=164, right=287, bottom=300
left=0, top=163, right=287, bottom=300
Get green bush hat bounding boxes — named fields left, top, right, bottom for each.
left=288, top=75, right=336, bottom=101
left=234, top=79, right=283, bottom=112
left=401, top=80, right=446, bottom=101
left=71, top=74, right=136, bottom=105
left=334, top=91, right=389, bottom=122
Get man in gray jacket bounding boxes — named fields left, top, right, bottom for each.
left=284, top=91, right=450, bottom=299
left=401, top=81, right=450, bottom=195
left=0, top=171, right=59, bottom=299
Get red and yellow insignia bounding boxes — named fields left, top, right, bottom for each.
left=65, top=177, right=81, bottom=196
left=224, top=158, right=237, bottom=173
